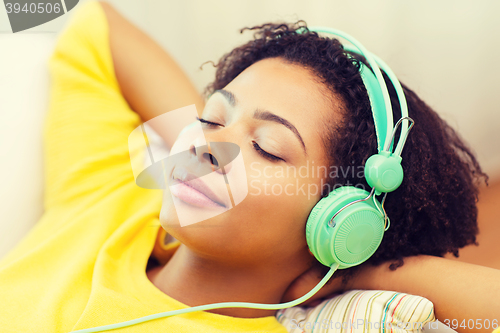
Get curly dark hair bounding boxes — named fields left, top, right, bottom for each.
left=202, top=21, right=489, bottom=283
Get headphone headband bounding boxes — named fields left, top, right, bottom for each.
left=307, top=26, right=411, bottom=156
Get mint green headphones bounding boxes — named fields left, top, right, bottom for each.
left=71, top=27, right=414, bottom=333
left=305, top=26, right=414, bottom=269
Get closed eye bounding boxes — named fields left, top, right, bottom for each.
left=252, top=141, right=284, bottom=163
left=196, top=116, right=222, bottom=128
left=196, top=117, right=284, bottom=163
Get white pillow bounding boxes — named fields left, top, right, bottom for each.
left=0, top=34, right=56, bottom=259
left=277, top=289, right=436, bottom=333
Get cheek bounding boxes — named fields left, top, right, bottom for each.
left=245, top=166, right=322, bottom=236
left=247, top=163, right=323, bottom=208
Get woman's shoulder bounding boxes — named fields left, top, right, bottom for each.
left=44, top=0, right=141, bottom=209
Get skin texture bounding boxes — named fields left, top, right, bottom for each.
left=153, top=58, right=341, bottom=318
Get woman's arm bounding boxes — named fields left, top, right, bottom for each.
left=99, top=1, right=205, bottom=149
left=284, top=256, right=500, bottom=333
left=353, top=255, right=500, bottom=333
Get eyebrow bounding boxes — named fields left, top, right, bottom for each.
left=214, top=89, right=307, bottom=156
left=215, top=89, right=236, bottom=107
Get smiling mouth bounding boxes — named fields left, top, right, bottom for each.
left=169, top=176, right=227, bottom=210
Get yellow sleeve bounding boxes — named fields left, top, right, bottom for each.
left=492, top=326, right=500, bottom=333
left=44, top=0, right=141, bottom=209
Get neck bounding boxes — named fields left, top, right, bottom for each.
left=147, top=244, right=301, bottom=318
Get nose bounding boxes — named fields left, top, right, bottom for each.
left=189, top=144, right=219, bottom=169
left=189, top=142, right=240, bottom=175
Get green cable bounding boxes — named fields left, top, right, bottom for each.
left=70, top=263, right=339, bottom=332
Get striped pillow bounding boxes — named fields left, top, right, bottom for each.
left=276, top=290, right=435, bottom=332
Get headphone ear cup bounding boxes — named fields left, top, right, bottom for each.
left=306, top=187, right=385, bottom=269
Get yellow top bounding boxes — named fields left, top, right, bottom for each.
left=0, top=1, right=287, bottom=332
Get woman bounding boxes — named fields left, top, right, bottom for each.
left=0, top=1, right=498, bottom=332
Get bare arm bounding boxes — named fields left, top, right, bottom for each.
left=354, top=255, right=500, bottom=333
left=99, top=1, right=205, bottom=148
left=284, top=255, right=500, bottom=333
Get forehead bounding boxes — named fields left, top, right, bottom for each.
left=225, top=58, right=334, bottom=118
left=223, top=57, right=340, bottom=161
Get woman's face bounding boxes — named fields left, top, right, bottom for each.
left=159, top=57, right=341, bottom=268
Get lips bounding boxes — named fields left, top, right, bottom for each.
left=171, top=167, right=227, bottom=208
